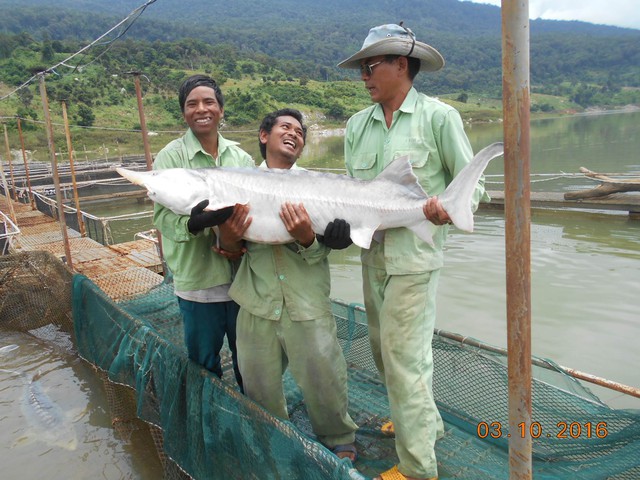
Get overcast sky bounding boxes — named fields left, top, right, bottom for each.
left=461, top=0, right=640, bottom=30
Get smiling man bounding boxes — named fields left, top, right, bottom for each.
left=152, top=74, right=254, bottom=390
left=221, top=109, right=359, bottom=463
left=338, top=24, right=488, bottom=480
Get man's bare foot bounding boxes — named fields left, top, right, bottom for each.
left=331, top=443, right=357, bottom=462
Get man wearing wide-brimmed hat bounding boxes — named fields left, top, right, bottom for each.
left=338, top=23, right=488, bottom=480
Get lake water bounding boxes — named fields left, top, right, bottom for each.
left=2, top=110, right=639, bottom=479
left=0, top=330, right=163, bottom=479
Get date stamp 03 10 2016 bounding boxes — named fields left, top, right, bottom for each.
left=477, top=421, right=609, bottom=439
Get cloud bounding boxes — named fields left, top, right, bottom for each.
left=461, top=0, right=640, bottom=30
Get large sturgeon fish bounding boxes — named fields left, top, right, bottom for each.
left=0, top=368, right=79, bottom=451
left=117, top=142, right=503, bottom=249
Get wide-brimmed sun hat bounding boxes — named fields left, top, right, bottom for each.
left=337, top=23, right=444, bottom=72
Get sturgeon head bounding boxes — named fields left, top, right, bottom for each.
left=116, top=167, right=211, bottom=215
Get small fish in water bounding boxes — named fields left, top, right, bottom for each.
left=117, top=142, right=504, bottom=249
left=0, top=344, right=19, bottom=355
left=0, top=368, right=79, bottom=451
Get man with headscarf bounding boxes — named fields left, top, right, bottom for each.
left=153, top=74, right=254, bottom=391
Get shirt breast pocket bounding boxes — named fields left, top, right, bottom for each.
left=351, top=153, right=378, bottom=180
left=394, top=150, right=430, bottom=170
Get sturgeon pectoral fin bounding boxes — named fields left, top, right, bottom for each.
left=372, top=231, right=385, bottom=244
left=350, top=226, right=380, bottom=249
left=204, top=196, right=250, bottom=211
left=204, top=202, right=238, bottom=211
left=408, top=221, right=437, bottom=246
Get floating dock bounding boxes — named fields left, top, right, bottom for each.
left=3, top=193, right=163, bottom=301
left=482, top=190, right=640, bottom=218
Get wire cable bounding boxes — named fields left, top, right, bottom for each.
left=0, top=0, right=157, bottom=102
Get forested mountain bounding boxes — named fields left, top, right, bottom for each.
left=1, top=0, right=638, bottom=93
left=0, top=0, right=638, bottom=128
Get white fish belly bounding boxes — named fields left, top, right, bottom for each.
left=205, top=168, right=425, bottom=246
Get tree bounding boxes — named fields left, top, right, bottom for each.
left=40, top=34, right=55, bottom=62
left=16, top=106, right=38, bottom=128
left=0, top=33, right=17, bottom=59
left=327, top=103, right=346, bottom=119
left=75, top=104, right=95, bottom=127
left=456, top=92, right=469, bottom=103
left=17, top=86, right=33, bottom=108
left=570, top=83, right=597, bottom=107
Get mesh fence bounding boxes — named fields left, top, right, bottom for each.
left=1, top=251, right=639, bottom=479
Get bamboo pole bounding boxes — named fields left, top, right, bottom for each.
left=17, top=118, right=36, bottom=210
left=3, top=124, right=17, bottom=201
left=502, top=0, right=532, bottom=478
left=38, top=73, right=74, bottom=270
left=61, top=101, right=86, bottom=236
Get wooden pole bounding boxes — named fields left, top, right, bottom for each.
left=3, top=124, right=17, bottom=201
left=38, top=73, right=74, bottom=270
left=0, top=135, right=18, bottom=225
left=17, top=118, right=36, bottom=210
left=502, top=0, right=532, bottom=478
left=61, top=101, right=86, bottom=236
left=132, top=72, right=153, bottom=170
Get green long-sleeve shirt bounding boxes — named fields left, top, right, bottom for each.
left=153, top=129, right=254, bottom=292
left=228, top=162, right=333, bottom=321
left=344, top=87, right=489, bottom=274
left=228, top=239, right=333, bottom=321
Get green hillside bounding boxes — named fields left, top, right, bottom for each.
left=0, top=0, right=638, bottom=155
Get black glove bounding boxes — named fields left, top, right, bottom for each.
left=317, top=218, right=353, bottom=250
left=187, top=199, right=234, bottom=233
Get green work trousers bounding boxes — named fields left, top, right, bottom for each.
left=363, top=266, right=444, bottom=479
left=236, top=307, right=357, bottom=448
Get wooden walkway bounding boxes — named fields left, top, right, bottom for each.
left=481, top=190, right=640, bottom=218
left=2, top=193, right=164, bottom=302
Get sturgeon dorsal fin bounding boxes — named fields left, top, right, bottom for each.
left=375, top=155, right=428, bottom=199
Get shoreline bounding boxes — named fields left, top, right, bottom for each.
left=308, top=104, right=640, bottom=138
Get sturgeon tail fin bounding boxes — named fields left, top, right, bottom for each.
left=439, top=142, right=504, bottom=232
